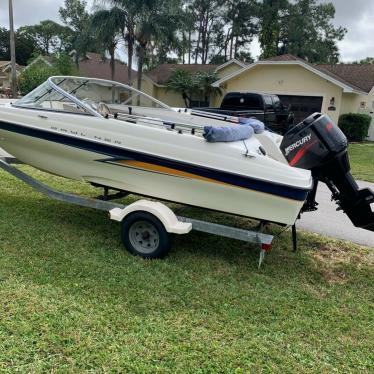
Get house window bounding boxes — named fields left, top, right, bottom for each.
left=360, top=101, right=366, bottom=109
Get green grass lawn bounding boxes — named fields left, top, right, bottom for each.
left=0, top=167, right=373, bottom=373
left=348, top=142, right=374, bottom=182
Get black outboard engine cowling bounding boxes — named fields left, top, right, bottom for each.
left=280, top=112, right=374, bottom=232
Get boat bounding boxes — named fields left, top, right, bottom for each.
left=0, top=76, right=372, bottom=233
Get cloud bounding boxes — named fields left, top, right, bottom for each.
left=0, top=0, right=96, bottom=28
left=322, top=0, right=374, bottom=61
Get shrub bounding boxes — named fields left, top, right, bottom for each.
left=19, top=54, right=77, bottom=95
left=53, top=53, right=77, bottom=76
left=338, top=113, right=372, bottom=142
left=19, top=64, right=59, bottom=95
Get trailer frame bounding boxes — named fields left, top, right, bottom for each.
left=0, top=158, right=274, bottom=267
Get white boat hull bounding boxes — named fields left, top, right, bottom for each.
left=3, top=130, right=307, bottom=224
left=0, top=104, right=313, bottom=225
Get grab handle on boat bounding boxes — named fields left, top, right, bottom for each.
left=38, top=114, right=48, bottom=119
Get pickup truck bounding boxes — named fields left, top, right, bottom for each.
left=195, top=92, right=295, bottom=134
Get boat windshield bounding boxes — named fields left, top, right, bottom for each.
left=14, top=76, right=172, bottom=117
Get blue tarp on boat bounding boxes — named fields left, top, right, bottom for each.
left=203, top=125, right=254, bottom=142
left=239, top=117, right=265, bottom=134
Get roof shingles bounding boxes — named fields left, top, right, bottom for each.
left=78, top=53, right=137, bottom=85
left=317, top=64, right=374, bottom=94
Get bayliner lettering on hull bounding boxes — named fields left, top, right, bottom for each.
left=284, top=134, right=312, bottom=156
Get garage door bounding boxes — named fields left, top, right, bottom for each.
left=278, top=95, right=323, bottom=123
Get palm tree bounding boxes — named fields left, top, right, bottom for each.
left=59, top=0, right=98, bottom=69
left=136, top=0, right=182, bottom=92
left=167, top=70, right=221, bottom=108
left=194, top=71, right=222, bottom=105
left=107, top=0, right=182, bottom=90
left=166, top=69, right=197, bottom=108
left=91, top=7, right=125, bottom=80
left=108, top=0, right=137, bottom=86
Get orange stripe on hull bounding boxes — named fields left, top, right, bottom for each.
left=112, top=159, right=299, bottom=202
left=117, top=159, right=228, bottom=186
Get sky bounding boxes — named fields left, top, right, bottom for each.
left=1, top=0, right=374, bottom=62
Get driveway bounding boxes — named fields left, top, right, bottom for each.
left=298, top=180, right=374, bottom=248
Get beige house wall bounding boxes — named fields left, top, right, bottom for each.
left=342, top=82, right=374, bottom=114
left=367, top=87, right=374, bottom=112
left=215, top=64, right=346, bottom=123
left=355, top=87, right=374, bottom=141
left=142, top=65, right=373, bottom=122
left=140, top=77, right=156, bottom=97
left=140, top=75, right=186, bottom=107
left=341, top=93, right=367, bottom=115
left=154, top=86, right=186, bottom=107
left=216, top=63, right=243, bottom=79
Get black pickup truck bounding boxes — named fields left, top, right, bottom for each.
left=195, top=92, right=295, bottom=134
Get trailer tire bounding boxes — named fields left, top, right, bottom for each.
left=121, top=211, right=171, bottom=259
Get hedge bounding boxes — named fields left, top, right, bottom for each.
left=338, top=113, right=372, bottom=142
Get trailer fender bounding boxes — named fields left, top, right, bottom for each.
left=109, top=199, right=192, bottom=234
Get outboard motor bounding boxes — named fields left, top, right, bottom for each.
left=280, top=112, right=374, bottom=232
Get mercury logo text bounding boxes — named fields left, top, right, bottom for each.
left=285, top=134, right=312, bottom=156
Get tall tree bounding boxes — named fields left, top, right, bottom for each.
left=0, top=27, right=38, bottom=65
left=91, top=7, right=125, bottom=80
left=134, top=0, right=182, bottom=91
left=258, top=0, right=288, bottom=59
left=179, top=6, right=196, bottom=64
left=59, top=0, right=98, bottom=66
left=281, top=0, right=346, bottom=63
left=144, top=7, right=185, bottom=70
left=189, top=0, right=225, bottom=64
left=108, top=0, right=138, bottom=86
left=259, top=0, right=346, bottom=63
left=18, top=20, right=70, bottom=56
left=217, top=0, right=257, bottom=61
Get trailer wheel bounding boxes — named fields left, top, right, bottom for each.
left=121, top=211, right=171, bottom=259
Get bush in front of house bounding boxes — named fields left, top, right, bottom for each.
left=19, top=64, right=59, bottom=95
left=338, top=113, right=372, bottom=142
left=19, top=54, right=77, bottom=95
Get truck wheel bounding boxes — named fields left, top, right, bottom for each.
left=121, top=211, right=171, bottom=259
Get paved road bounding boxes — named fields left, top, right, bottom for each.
left=298, top=180, right=374, bottom=248
left=1, top=147, right=373, bottom=247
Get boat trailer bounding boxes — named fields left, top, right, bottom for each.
left=0, top=158, right=275, bottom=267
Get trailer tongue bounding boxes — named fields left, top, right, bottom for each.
left=281, top=113, right=374, bottom=232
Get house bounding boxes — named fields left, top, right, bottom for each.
left=24, top=55, right=54, bottom=70
left=143, top=59, right=246, bottom=107
left=26, top=52, right=139, bottom=86
left=212, top=54, right=374, bottom=124
left=23, top=52, right=374, bottom=139
left=0, top=60, right=23, bottom=93
left=77, top=52, right=138, bottom=85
